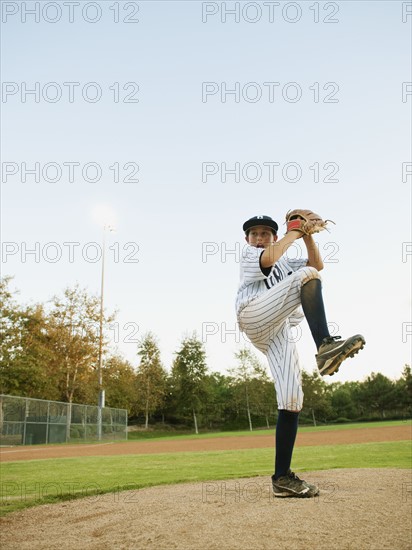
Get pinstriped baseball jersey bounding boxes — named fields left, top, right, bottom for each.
left=235, top=243, right=321, bottom=411
left=236, top=244, right=308, bottom=319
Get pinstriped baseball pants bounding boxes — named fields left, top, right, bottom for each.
left=239, top=267, right=321, bottom=411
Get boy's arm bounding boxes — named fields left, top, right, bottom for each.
left=303, top=234, right=324, bottom=271
left=260, top=232, right=324, bottom=270
left=260, top=231, right=301, bottom=268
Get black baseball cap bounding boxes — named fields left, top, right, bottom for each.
left=243, top=215, right=278, bottom=234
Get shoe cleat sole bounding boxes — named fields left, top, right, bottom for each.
left=324, top=338, right=365, bottom=376
left=273, top=493, right=312, bottom=498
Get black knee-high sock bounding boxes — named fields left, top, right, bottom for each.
left=300, top=279, right=330, bottom=350
left=274, top=410, right=299, bottom=479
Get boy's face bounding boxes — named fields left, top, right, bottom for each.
left=245, top=225, right=278, bottom=248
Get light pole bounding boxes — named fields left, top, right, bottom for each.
left=97, top=224, right=114, bottom=441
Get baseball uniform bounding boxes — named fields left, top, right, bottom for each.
left=236, top=244, right=321, bottom=411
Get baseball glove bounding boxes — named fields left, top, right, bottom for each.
left=285, top=209, right=335, bottom=236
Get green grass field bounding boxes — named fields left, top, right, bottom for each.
left=1, top=420, right=411, bottom=517
left=126, top=420, right=410, bottom=441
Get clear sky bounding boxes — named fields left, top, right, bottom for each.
left=1, top=1, right=411, bottom=385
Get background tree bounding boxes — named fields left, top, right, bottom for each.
left=329, top=382, right=359, bottom=420
left=135, top=332, right=167, bottom=428
left=170, top=333, right=208, bottom=433
left=358, top=372, right=397, bottom=419
left=45, top=285, right=113, bottom=405
left=394, top=364, right=412, bottom=417
left=45, top=285, right=117, bottom=438
left=103, top=354, right=137, bottom=415
left=202, top=372, right=235, bottom=429
left=0, top=277, right=55, bottom=399
left=301, top=369, right=332, bottom=426
left=229, top=348, right=266, bottom=431
left=0, top=276, right=25, bottom=393
left=249, top=366, right=276, bottom=428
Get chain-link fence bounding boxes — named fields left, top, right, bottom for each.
left=0, top=394, right=127, bottom=445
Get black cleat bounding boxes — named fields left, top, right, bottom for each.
left=272, top=470, right=319, bottom=498
left=316, top=334, right=366, bottom=376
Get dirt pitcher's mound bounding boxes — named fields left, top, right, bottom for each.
left=1, top=469, right=411, bottom=550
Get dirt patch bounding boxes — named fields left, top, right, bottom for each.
left=1, top=469, right=411, bottom=549
left=0, top=425, right=410, bottom=462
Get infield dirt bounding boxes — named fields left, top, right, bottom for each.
left=1, top=425, right=411, bottom=549
left=1, top=469, right=411, bottom=549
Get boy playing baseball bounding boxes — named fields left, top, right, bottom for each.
left=236, top=214, right=365, bottom=498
